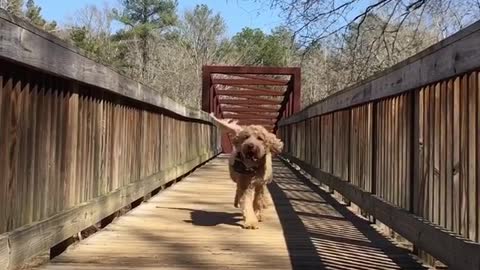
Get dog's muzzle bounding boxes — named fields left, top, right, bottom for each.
left=242, top=143, right=260, bottom=161
left=233, top=153, right=258, bottom=175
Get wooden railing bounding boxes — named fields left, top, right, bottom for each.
left=278, top=20, right=480, bottom=270
left=0, top=10, right=221, bottom=269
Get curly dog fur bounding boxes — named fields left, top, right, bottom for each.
left=210, top=114, right=283, bottom=229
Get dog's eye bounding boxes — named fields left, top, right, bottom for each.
left=244, top=135, right=250, bottom=139
left=257, top=136, right=263, bottom=141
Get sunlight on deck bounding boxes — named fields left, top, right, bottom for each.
left=36, top=155, right=427, bottom=270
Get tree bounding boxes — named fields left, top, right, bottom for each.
left=113, top=0, right=178, bottom=79
left=25, top=0, right=57, bottom=32
left=263, top=0, right=480, bottom=52
left=148, top=4, right=229, bottom=107
left=179, top=4, right=227, bottom=69
left=262, top=27, right=297, bottom=66
left=335, top=13, right=434, bottom=83
left=2, top=0, right=23, bottom=16
left=66, top=4, right=121, bottom=68
left=297, top=11, right=439, bottom=107
left=230, top=27, right=296, bottom=66
left=258, top=0, right=480, bottom=107
left=230, top=27, right=267, bottom=65
left=1, top=0, right=56, bottom=31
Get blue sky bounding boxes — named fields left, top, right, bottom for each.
left=35, top=0, right=283, bottom=36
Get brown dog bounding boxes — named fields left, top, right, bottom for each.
left=210, top=114, right=283, bottom=229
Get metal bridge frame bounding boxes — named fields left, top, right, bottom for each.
left=201, top=66, right=301, bottom=152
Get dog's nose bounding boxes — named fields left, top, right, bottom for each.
left=246, top=143, right=254, bottom=150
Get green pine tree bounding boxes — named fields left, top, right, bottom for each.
left=230, top=27, right=295, bottom=66
left=24, top=0, right=57, bottom=32
left=113, top=0, right=178, bottom=79
left=5, top=0, right=24, bottom=16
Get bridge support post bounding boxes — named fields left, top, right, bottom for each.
left=201, top=66, right=213, bottom=113
left=291, top=68, right=301, bottom=113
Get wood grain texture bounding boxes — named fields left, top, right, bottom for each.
left=0, top=236, right=9, bottom=270
left=2, top=150, right=219, bottom=269
left=0, top=66, right=8, bottom=233
left=453, top=78, right=461, bottom=234
left=350, top=104, right=373, bottom=192
left=0, top=49, right=221, bottom=269
left=0, top=10, right=213, bottom=124
left=278, top=33, right=480, bottom=266
left=477, top=71, right=480, bottom=243
left=445, top=80, right=453, bottom=231
left=372, top=95, right=411, bottom=210
left=33, top=156, right=427, bottom=270
left=467, top=72, right=477, bottom=241
left=281, top=154, right=480, bottom=270
left=332, top=110, right=349, bottom=181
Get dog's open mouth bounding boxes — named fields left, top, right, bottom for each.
left=244, top=150, right=258, bottom=161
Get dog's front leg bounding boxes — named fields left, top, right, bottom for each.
left=240, top=187, right=258, bottom=229
left=254, top=185, right=268, bottom=222
left=234, top=185, right=243, bottom=208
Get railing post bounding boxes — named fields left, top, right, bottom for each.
left=344, top=109, right=352, bottom=206
left=201, top=66, right=212, bottom=113
left=285, top=100, right=290, bottom=117
left=288, top=92, right=293, bottom=116
left=318, top=116, right=322, bottom=170
left=411, top=90, right=420, bottom=214
left=370, top=101, right=378, bottom=223
left=292, top=68, right=301, bottom=113
left=328, top=113, right=334, bottom=193
left=305, top=118, right=312, bottom=165
left=371, top=102, right=378, bottom=197
left=209, top=85, right=215, bottom=114
left=347, top=109, right=351, bottom=183
left=409, top=89, right=422, bottom=256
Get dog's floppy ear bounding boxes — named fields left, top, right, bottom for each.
left=209, top=113, right=242, bottom=135
left=265, top=132, right=284, bottom=155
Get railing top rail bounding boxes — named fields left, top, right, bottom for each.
left=279, top=19, right=480, bottom=126
left=0, top=9, right=213, bottom=123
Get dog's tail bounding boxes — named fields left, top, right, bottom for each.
left=209, top=113, right=242, bottom=135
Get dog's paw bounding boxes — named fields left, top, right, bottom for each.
left=243, top=222, right=259, bottom=229
left=255, top=212, right=263, bottom=222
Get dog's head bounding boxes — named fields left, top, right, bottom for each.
left=209, top=113, right=284, bottom=164
left=232, top=125, right=283, bottom=162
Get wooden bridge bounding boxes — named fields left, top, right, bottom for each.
left=1, top=9, right=480, bottom=270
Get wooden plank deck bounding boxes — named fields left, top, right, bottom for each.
left=35, top=155, right=428, bottom=270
